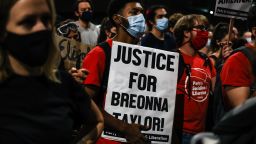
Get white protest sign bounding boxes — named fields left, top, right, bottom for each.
left=55, top=34, right=94, bottom=70
left=214, top=0, right=252, bottom=19
left=102, top=41, right=179, bottom=144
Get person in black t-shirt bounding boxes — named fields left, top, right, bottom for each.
left=141, top=5, right=176, bottom=51
left=0, top=0, right=104, bottom=144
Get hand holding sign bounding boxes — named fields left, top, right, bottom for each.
left=124, top=123, right=149, bottom=144
left=103, top=41, right=179, bottom=143
left=69, top=67, right=89, bottom=84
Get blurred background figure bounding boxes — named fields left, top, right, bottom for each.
left=74, top=0, right=99, bottom=46
left=56, top=19, right=81, bottom=41
left=209, top=22, right=234, bottom=66
left=168, top=12, right=184, bottom=34
left=243, top=31, right=253, bottom=44
left=141, top=5, right=176, bottom=51
left=97, top=17, right=116, bottom=44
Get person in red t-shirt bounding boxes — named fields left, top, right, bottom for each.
left=220, top=4, right=256, bottom=110
left=172, top=15, right=216, bottom=144
left=82, top=0, right=148, bottom=144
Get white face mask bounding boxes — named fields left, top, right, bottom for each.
left=246, top=37, right=252, bottom=43
left=206, top=38, right=211, bottom=48
left=119, top=13, right=146, bottom=39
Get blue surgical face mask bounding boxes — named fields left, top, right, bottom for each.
left=119, top=14, right=146, bottom=39
left=155, top=17, right=168, bottom=32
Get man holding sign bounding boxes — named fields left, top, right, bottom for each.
left=82, top=0, right=148, bottom=143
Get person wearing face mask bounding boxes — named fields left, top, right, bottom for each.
left=81, top=0, right=148, bottom=144
left=97, top=17, right=117, bottom=44
left=172, top=15, right=216, bottom=144
left=0, top=0, right=104, bottom=144
left=141, top=5, right=176, bottom=51
left=74, top=0, right=99, bottom=46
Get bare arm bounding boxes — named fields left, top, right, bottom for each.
left=77, top=100, right=104, bottom=144
left=225, top=86, right=250, bottom=108
left=85, top=86, right=148, bottom=144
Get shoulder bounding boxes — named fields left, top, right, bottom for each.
left=84, top=40, right=112, bottom=61
left=89, top=22, right=99, bottom=31
left=141, top=33, right=155, bottom=40
left=141, top=33, right=155, bottom=45
left=222, top=51, right=251, bottom=76
left=226, top=51, right=250, bottom=66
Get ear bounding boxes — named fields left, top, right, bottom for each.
left=75, top=11, right=79, bottom=17
left=184, top=30, right=191, bottom=38
left=105, top=30, right=110, bottom=37
left=112, top=15, right=122, bottom=25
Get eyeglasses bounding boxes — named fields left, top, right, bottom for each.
left=57, top=22, right=78, bottom=36
left=218, top=41, right=233, bottom=47
left=192, top=25, right=208, bottom=31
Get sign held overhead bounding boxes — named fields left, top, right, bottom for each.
left=214, top=0, right=253, bottom=19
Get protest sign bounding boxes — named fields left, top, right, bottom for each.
left=214, top=0, right=252, bottom=19
left=102, top=41, right=179, bottom=144
left=55, top=34, right=94, bottom=70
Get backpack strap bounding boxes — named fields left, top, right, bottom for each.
left=96, top=41, right=111, bottom=105
left=177, top=50, right=185, bottom=82
left=209, top=55, right=218, bottom=63
left=176, top=50, right=193, bottom=98
left=197, top=51, right=213, bottom=71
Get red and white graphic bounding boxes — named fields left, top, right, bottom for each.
left=184, top=68, right=211, bottom=102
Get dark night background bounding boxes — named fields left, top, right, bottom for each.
left=54, top=0, right=249, bottom=35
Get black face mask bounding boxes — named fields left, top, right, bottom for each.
left=3, top=30, right=51, bottom=67
left=80, top=11, right=93, bottom=22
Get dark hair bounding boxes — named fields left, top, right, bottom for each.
left=173, top=14, right=197, bottom=47
left=210, top=22, right=229, bottom=52
left=73, top=0, right=93, bottom=12
left=97, top=17, right=115, bottom=43
left=145, top=5, right=168, bottom=31
left=232, top=38, right=247, bottom=50
left=107, top=0, right=143, bottom=26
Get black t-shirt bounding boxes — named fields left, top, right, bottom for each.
left=0, top=71, right=91, bottom=144
left=140, top=32, right=176, bottom=51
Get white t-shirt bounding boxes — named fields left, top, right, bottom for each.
left=76, top=22, right=100, bottom=46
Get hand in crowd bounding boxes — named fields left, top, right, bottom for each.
left=69, top=67, right=89, bottom=84
left=123, top=123, right=150, bottom=144
left=222, top=44, right=233, bottom=60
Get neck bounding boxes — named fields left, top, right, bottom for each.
left=78, top=19, right=89, bottom=28
left=151, top=28, right=164, bottom=40
left=8, top=55, right=42, bottom=76
left=113, top=27, right=137, bottom=44
left=179, top=41, right=196, bottom=56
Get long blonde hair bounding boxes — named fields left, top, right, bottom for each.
left=0, top=0, right=60, bottom=82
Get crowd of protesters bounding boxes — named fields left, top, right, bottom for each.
left=1, top=0, right=256, bottom=144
